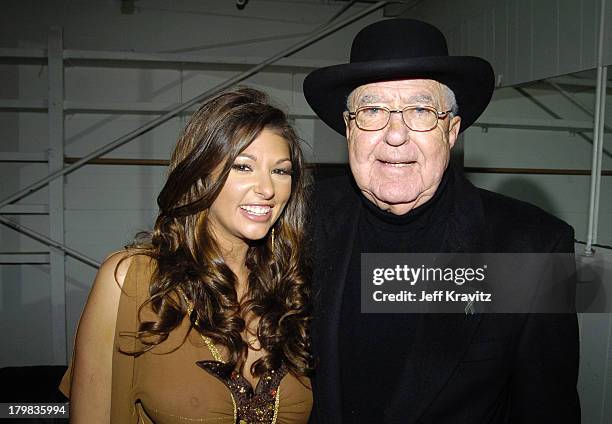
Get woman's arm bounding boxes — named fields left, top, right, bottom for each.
left=68, top=251, right=132, bottom=424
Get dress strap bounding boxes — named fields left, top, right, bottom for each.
left=176, top=287, right=224, bottom=362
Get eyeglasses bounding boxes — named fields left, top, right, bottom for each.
left=346, top=105, right=452, bottom=132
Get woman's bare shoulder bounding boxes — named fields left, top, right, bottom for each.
left=98, top=250, right=154, bottom=289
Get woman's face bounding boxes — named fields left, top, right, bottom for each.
left=208, top=128, right=293, bottom=250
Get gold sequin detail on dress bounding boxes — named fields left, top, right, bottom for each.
left=197, top=361, right=287, bottom=424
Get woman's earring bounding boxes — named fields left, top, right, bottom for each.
left=271, top=227, right=275, bottom=252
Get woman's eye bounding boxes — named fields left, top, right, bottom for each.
left=231, top=164, right=251, bottom=172
left=273, top=168, right=293, bottom=176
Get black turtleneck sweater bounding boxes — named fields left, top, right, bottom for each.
left=339, top=169, right=454, bottom=422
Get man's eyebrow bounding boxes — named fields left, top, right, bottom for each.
left=407, top=94, right=435, bottom=105
left=357, top=94, right=385, bottom=104
left=356, top=93, right=436, bottom=105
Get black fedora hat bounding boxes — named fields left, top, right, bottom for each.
left=303, top=18, right=495, bottom=134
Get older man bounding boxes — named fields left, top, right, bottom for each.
left=303, top=19, right=579, bottom=424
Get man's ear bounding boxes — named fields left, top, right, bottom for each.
left=343, top=111, right=352, bottom=141
left=447, top=115, right=461, bottom=149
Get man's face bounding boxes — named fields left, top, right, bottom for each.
left=344, top=79, right=461, bottom=215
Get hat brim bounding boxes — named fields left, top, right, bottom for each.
left=303, top=56, right=494, bottom=134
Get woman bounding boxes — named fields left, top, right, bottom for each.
left=59, top=87, right=313, bottom=423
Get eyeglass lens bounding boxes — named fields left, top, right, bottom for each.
left=356, top=107, right=438, bottom=131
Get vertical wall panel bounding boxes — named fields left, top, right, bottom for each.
left=47, top=26, right=67, bottom=365
left=461, top=17, right=469, bottom=56
left=533, top=0, right=559, bottom=79
left=506, top=0, right=518, bottom=84
left=494, top=1, right=509, bottom=85
left=465, top=12, right=487, bottom=61
left=604, top=0, right=612, bottom=66
left=486, top=8, right=496, bottom=66
left=446, top=25, right=462, bottom=56
left=516, top=0, right=533, bottom=82
left=581, top=0, right=599, bottom=68
left=558, top=0, right=584, bottom=75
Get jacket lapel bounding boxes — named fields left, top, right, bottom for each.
left=312, top=179, right=361, bottom=424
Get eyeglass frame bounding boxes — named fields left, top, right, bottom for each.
left=345, top=105, right=453, bottom=132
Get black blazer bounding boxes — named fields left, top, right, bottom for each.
left=309, top=165, right=580, bottom=424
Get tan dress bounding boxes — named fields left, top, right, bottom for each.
left=59, top=255, right=312, bottom=423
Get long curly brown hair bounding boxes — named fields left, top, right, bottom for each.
left=123, top=87, right=313, bottom=379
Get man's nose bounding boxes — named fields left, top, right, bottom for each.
left=383, top=111, right=410, bottom=147
left=254, top=172, right=275, bottom=199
